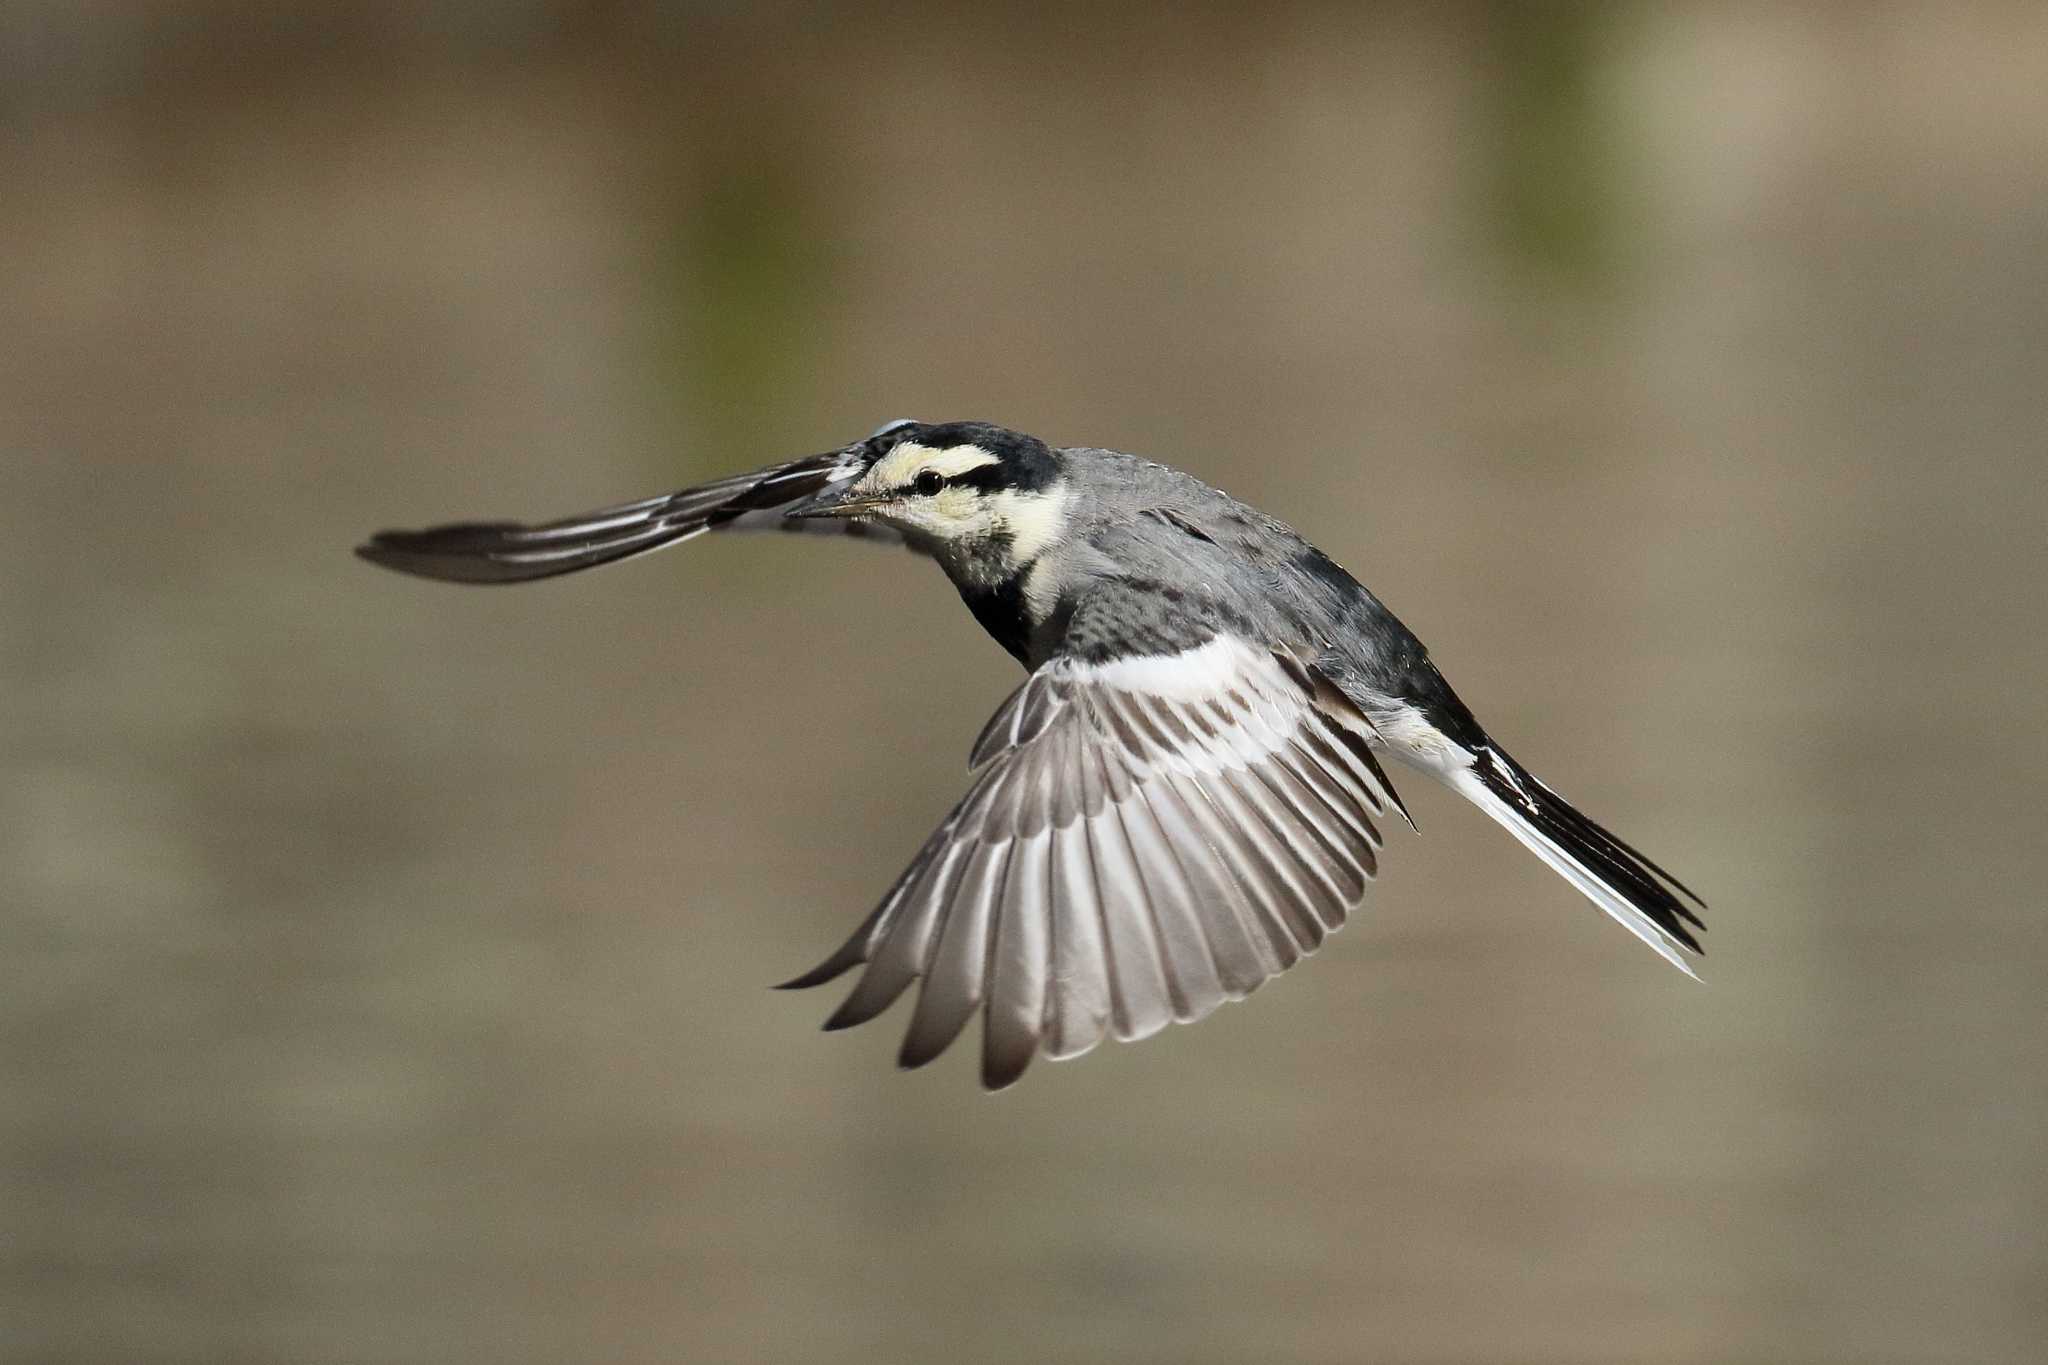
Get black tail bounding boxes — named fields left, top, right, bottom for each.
left=1458, top=745, right=1706, bottom=970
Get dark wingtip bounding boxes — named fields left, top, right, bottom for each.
left=354, top=535, right=428, bottom=571
left=353, top=535, right=401, bottom=567
left=980, top=1042, right=1034, bottom=1092
left=772, top=959, right=858, bottom=993
left=822, top=992, right=900, bottom=1033
left=353, top=535, right=425, bottom=576
left=351, top=527, right=533, bottom=585
left=1361, top=740, right=1417, bottom=833
left=773, top=933, right=874, bottom=991
left=896, top=1030, right=953, bottom=1072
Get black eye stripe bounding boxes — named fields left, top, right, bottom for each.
left=944, top=465, right=1009, bottom=493
left=908, top=464, right=1009, bottom=496
left=857, top=422, right=1058, bottom=494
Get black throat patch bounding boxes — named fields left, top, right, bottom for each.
left=956, top=574, right=1035, bottom=665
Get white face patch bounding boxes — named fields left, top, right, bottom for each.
left=846, top=440, right=1068, bottom=580
left=991, top=482, right=1070, bottom=564
left=873, top=487, right=995, bottom=550
left=1020, top=557, right=1061, bottom=623
left=855, top=441, right=1000, bottom=496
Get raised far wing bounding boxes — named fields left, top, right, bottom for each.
left=780, top=630, right=1411, bottom=1089
left=355, top=450, right=903, bottom=584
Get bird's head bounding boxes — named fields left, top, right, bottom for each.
left=788, top=419, right=1070, bottom=582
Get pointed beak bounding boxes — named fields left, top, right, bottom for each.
left=783, top=483, right=890, bottom=520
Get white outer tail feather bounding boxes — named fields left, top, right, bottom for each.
left=1449, top=767, right=1701, bottom=978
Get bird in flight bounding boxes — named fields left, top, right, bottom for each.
left=358, top=419, right=1704, bottom=1089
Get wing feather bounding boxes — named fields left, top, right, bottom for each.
left=786, top=634, right=1410, bottom=1088
left=1149, top=769, right=1272, bottom=996
left=1172, top=769, right=1300, bottom=973
left=899, top=840, right=1009, bottom=1068
left=1228, top=761, right=1356, bottom=931
left=982, top=832, right=1052, bottom=1088
left=357, top=451, right=906, bottom=585
left=1046, top=820, right=1113, bottom=1059
left=1083, top=751, right=1176, bottom=1043
left=821, top=839, right=963, bottom=1030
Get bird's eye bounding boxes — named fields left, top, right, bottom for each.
left=913, top=470, right=945, bottom=497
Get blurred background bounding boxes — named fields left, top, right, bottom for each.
left=5, top=3, right=2046, bottom=1362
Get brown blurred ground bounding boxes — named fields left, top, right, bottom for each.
left=4, top=4, right=2046, bottom=1363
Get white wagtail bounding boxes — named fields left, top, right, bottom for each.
left=359, top=419, right=1703, bottom=1089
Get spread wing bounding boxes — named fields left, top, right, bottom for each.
left=355, top=451, right=903, bottom=584
left=780, top=633, right=1409, bottom=1089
